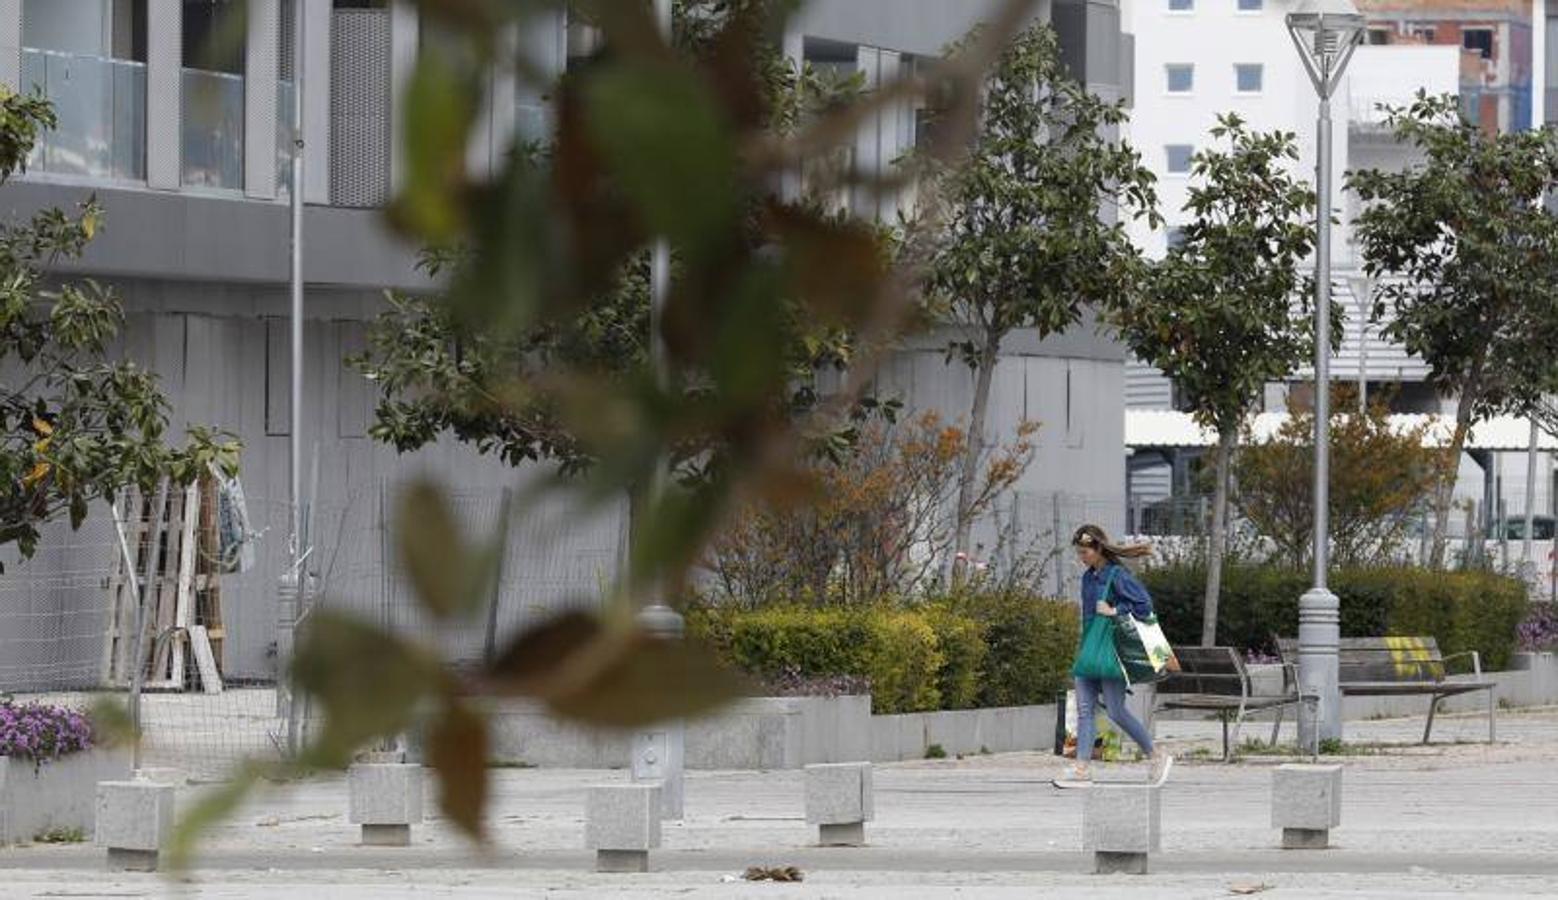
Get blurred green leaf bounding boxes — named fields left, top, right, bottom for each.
left=582, top=60, right=741, bottom=249
left=484, top=610, right=604, bottom=696
left=546, top=631, right=753, bottom=728
left=390, top=48, right=478, bottom=241
left=167, top=763, right=269, bottom=871
left=428, top=701, right=489, bottom=842
left=291, top=612, right=444, bottom=767
left=87, top=695, right=136, bottom=748
left=397, top=480, right=476, bottom=621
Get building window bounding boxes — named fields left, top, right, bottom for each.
left=1165, top=63, right=1194, bottom=93
left=1367, top=27, right=1390, bottom=45
left=1168, top=0, right=1194, bottom=11
left=1237, top=0, right=1262, bottom=11
left=1411, top=25, right=1435, bottom=42
left=1463, top=28, right=1494, bottom=60
left=1235, top=63, right=1263, bottom=93
left=1165, top=144, right=1194, bottom=174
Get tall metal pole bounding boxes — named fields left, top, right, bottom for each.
left=1357, top=283, right=1368, bottom=411
left=631, top=0, right=686, bottom=822
left=1525, top=0, right=1545, bottom=566
left=1299, top=91, right=1343, bottom=748
left=280, top=1, right=307, bottom=755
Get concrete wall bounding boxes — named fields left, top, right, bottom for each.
left=0, top=746, right=132, bottom=844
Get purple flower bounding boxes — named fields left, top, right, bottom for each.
left=0, top=701, right=94, bottom=764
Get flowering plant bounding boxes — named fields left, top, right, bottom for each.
left=1517, top=602, right=1558, bottom=653
left=0, top=701, right=93, bottom=765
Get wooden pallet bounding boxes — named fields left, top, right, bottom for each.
left=102, top=478, right=226, bottom=692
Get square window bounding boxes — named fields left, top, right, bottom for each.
left=1237, top=0, right=1263, bottom=10
left=1165, top=144, right=1194, bottom=174
left=1165, top=64, right=1194, bottom=93
left=1168, top=0, right=1194, bottom=10
left=1367, top=27, right=1390, bottom=45
left=1235, top=63, right=1263, bottom=93
left=1463, top=28, right=1493, bottom=60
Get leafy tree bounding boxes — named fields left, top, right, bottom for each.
left=176, top=0, right=1047, bottom=861
left=914, top=24, right=1157, bottom=579
left=1349, top=93, right=1558, bottom=567
left=1234, top=388, right=1448, bottom=568
left=1117, top=114, right=1315, bottom=645
left=0, top=89, right=236, bottom=563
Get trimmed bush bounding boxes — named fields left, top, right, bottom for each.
left=1140, top=564, right=1527, bottom=668
left=923, top=607, right=988, bottom=710
left=933, top=591, right=1079, bottom=708
left=686, top=605, right=947, bottom=713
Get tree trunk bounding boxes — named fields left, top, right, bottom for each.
left=1427, top=391, right=1476, bottom=570
left=952, top=330, right=1002, bottom=584
left=1201, top=425, right=1236, bottom=647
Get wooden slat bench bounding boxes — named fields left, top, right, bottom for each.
left=1275, top=637, right=1497, bottom=744
left=1150, top=646, right=1318, bottom=760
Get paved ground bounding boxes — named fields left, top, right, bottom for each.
left=0, top=706, right=1554, bottom=898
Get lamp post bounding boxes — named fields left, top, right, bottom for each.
left=629, top=0, right=686, bottom=823
left=1287, top=0, right=1364, bottom=747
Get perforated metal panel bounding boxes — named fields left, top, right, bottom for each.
left=330, top=8, right=390, bottom=208
left=278, top=0, right=295, bottom=82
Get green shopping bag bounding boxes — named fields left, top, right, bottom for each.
left=1071, top=614, right=1126, bottom=681
left=1115, top=614, right=1173, bottom=685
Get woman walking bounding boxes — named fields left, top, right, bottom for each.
left=1053, top=524, right=1172, bottom=788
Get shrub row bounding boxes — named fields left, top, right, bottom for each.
left=687, top=593, right=1079, bottom=714
left=1140, top=564, right=1529, bottom=670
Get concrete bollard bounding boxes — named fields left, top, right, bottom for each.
left=804, top=762, right=873, bottom=847
left=1082, top=783, right=1160, bottom=875
left=347, top=763, right=424, bottom=847
left=1272, top=763, right=1343, bottom=849
left=586, top=783, right=662, bottom=873
left=96, top=780, right=175, bottom=872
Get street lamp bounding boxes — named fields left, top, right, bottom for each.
left=1287, top=0, right=1365, bottom=748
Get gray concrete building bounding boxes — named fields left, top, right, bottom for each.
left=0, top=0, right=1133, bottom=688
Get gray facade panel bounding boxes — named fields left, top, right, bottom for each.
left=0, top=181, right=423, bottom=288
left=792, top=0, right=1050, bottom=57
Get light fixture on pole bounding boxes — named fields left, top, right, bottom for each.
left=1287, top=0, right=1365, bottom=748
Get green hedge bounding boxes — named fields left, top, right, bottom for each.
left=1140, top=565, right=1528, bottom=669
left=688, top=593, right=1079, bottom=713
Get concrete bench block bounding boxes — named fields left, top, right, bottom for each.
left=586, top=784, right=662, bottom=873
left=1272, top=763, right=1342, bottom=849
left=1083, top=783, right=1160, bottom=874
left=348, top=763, right=424, bottom=847
left=95, top=780, right=175, bottom=872
left=804, top=762, right=873, bottom=846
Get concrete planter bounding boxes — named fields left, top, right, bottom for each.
left=0, top=746, right=132, bottom=844
left=870, top=704, right=1059, bottom=762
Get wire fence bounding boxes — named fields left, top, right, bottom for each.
left=0, top=479, right=625, bottom=782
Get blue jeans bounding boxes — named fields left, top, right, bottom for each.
left=1074, top=676, right=1154, bottom=763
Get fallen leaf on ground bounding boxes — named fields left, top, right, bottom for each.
left=743, top=866, right=804, bottom=882
left=1229, top=883, right=1272, bottom=895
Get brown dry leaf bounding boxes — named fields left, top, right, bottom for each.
left=545, top=631, right=753, bottom=729
left=484, top=611, right=605, bottom=696
left=743, top=865, right=804, bottom=882
left=428, top=701, right=490, bottom=842
left=1229, top=883, right=1273, bottom=895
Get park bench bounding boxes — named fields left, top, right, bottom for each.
left=1150, top=646, right=1318, bottom=760
left=1275, top=636, right=1496, bottom=744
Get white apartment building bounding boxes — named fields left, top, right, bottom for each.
left=1122, top=0, right=1553, bottom=538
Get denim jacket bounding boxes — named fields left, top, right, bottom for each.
left=1080, top=562, right=1154, bottom=625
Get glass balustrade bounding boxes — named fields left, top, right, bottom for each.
left=182, top=67, right=244, bottom=191
left=21, top=48, right=146, bottom=181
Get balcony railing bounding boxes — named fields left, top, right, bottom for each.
left=182, top=68, right=244, bottom=191
left=21, top=48, right=146, bottom=181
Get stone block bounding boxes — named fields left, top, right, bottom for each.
left=1082, top=783, right=1161, bottom=855
left=1271, top=764, right=1342, bottom=831
left=804, top=762, right=873, bottom=826
left=95, top=780, right=174, bottom=869
left=347, top=763, right=424, bottom=827
left=585, top=784, right=662, bottom=852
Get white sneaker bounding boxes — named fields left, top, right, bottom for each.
left=1150, top=754, right=1174, bottom=786
left=1052, top=767, right=1093, bottom=789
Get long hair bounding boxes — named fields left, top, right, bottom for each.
left=1070, top=524, right=1152, bottom=563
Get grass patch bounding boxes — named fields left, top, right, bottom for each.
left=924, top=743, right=947, bottom=760
left=34, top=827, right=86, bottom=844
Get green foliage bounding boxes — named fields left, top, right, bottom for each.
left=923, top=607, right=987, bottom=710
left=1119, top=114, right=1318, bottom=437
left=1233, top=390, right=1448, bottom=568
left=932, top=590, right=1079, bottom=708
left=924, top=743, right=947, bottom=759
left=1140, top=564, right=1527, bottom=667
left=0, top=87, right=238, bottom=563
left=914, top=24, right=1155, bottom=570
left=867, top=610, right=945, bottom=714
left=1349, top=93, right=1558, bottom=563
